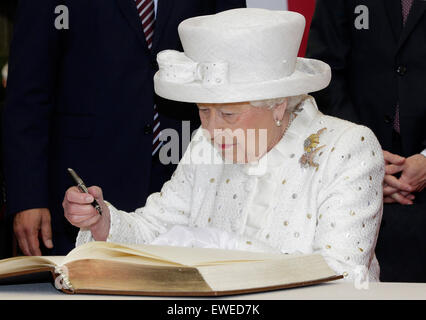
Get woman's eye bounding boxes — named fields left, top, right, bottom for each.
left=222, top=112, right=234, bottom=117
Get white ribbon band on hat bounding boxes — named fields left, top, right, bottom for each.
left=157, top=50, right=229, bottom=86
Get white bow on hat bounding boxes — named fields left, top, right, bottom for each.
left=157, top=50, right=230, bottom=86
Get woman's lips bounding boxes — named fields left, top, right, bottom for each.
left=216, top=143, right=236, bottom=150
left=211, top=137, right=237, bottom=150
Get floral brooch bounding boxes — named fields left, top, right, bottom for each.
left=299, top=128, right=327, bottom=170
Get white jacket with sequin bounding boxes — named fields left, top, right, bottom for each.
left=76, top=97, right=385, bottom=281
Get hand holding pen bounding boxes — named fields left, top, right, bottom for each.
left=63, top=168, right=111, bottom=241
left=67, top=168, right=103, bottom=215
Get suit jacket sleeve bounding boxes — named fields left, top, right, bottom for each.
left=2, top=0, right=62, bottom=216
left=306, top=0, right=361, bottom=123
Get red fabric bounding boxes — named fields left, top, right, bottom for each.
left=287, top=0, right=316, bottom=57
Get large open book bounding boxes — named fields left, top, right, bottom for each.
left=0, top=241, right=342, bottom=296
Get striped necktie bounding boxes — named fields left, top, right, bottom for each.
left=394, top=0, right=414, bottom=134
left=401, top=0, right=414, bottom=25
left=135, top=0, right=162, bottom=156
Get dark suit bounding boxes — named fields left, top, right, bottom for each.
left=0, top=0, right=18, bottom=259
left=306, top=0, right=426, bottom=282
left=2, top=0, right=245, bottom=255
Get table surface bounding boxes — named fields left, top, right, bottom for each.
left=0, top=279, right=425, bottom=300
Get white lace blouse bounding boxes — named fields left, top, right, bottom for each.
left=76, top=97, right=385, bottom=281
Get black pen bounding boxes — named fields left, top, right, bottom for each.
left=67, top=168, right=103, bottom=215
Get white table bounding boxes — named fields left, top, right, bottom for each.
left=0, top=280, right=425, bottom=300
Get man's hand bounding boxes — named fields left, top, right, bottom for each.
left=13, top=208, right=53, bottom=256
left=400, top=154, right=426, bottom=193
left=383, top=150, right=415, bottom=205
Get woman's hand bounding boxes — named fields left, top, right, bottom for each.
left=63, top=186, right=111, bottom=241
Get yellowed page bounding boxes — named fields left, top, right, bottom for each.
left=126, top=244, right=290, bottom=266
left=197, top=254, right=338, bottom=292
left=63, top=242, right=184, bottom=267
left=63, top=241, right=289, bottom=267
left=0, top=256, right=66, bottom=277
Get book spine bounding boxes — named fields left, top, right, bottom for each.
left=54, top=266, right=75, bottom=293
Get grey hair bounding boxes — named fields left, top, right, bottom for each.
left=249, top=94, right=308, bottom=112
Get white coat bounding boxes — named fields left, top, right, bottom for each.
left=77, top=97, right=385, bottom=281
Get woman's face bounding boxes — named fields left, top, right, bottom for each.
left=197, top=101, right=287, bottom=163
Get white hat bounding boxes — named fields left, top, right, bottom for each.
left=154, top=8, right=331, bottom=104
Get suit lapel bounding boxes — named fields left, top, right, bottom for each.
left=116, top=0, right=149, bottom=51
left=152, top=0, right=175, bottom=52
left=397, top=0, right=426, bottom=51
left=383, top=0, right=403, bottom=42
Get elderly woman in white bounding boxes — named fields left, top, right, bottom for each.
left=63, top=9, right=385, bottom=281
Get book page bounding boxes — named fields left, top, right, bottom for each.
left=63, top=241, right=288, bottom=267
left=63, top=242, right=184, bottom=267
left=0, top=256, right=66, bottom=277
left=126, top=244, right=291, bottom=266
left=197, top=254, right=338, bottom=292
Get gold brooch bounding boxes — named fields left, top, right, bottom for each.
left=300, top=128, right=327, bottom=169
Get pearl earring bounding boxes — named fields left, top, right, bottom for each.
left=276, top=120, right=282, bottom=127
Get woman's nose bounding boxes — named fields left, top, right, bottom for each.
left=203, top=112, right=219, bottom=140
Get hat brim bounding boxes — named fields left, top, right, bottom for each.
left=154, top=57, right=331, bottom=104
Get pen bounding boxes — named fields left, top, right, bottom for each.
left=67, top=168, right=103, bottom=215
